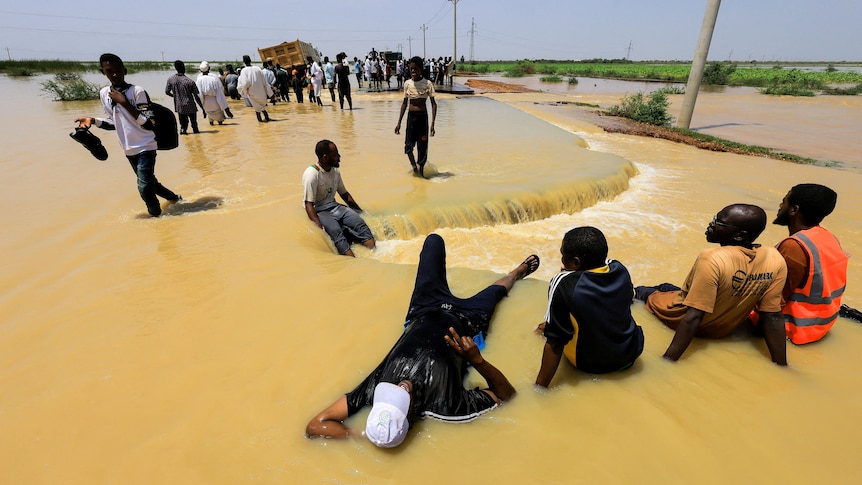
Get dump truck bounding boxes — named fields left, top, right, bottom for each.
left=257, top=40, right=320, bottom=70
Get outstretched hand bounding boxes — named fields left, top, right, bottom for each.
left=444, top=327, right=483, bottom=365
left=75, top=117, right=95, bottom=129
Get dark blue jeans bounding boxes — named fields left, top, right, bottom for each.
left=127, top=150, right=179, bottom=216
left=405, top=234, right=508, bottom=338
left=634, top=283, right=682, bottom=302
left=404, top=111, right=429, bottom=167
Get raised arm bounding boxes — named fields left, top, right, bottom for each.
left=445, top=327, right=515, bottom=402
left=306, top=396, right=357, bottom=439
left=663, top=306, right=705, bottom=361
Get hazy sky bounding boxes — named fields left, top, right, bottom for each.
left=2, top=1, right=859, bottom=63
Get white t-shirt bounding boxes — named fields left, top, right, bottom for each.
left=403, top=78, right=436, bottom=100
left=96, top=84, right=157, bottom=156
left=302, top=164, right=346, bottom=212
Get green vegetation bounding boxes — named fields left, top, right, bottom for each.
left=40, top=73, right=101, bottom=101
left=469, top=60, right=862, bottom=96
left=1, top=59, right=173, bottom=76
left=502, top=60, right=536, bottom=78
left=606, top=91, right=673, bottom=126
left=759, top=84, right=816, bottom=97
left=567, top=76, right=579, bottom=85
left=655, top=86, right=685, bottom=95
left=702, top=62, right=736, bottom=85
left=539, top=75, right=563, bottom=83
left=666, top=128, right=830, bottom=166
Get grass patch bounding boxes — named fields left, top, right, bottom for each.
left=671, top=128, right=830, bottom=165
left=654, top=86, right=685, bottom=95
left=759, top=85, right=816, bottom=96
left=1, top=59, right=174, bottom=76
left=502, top=61, right=536, bottom=78
left=540, top=75, right=563, bottom=83
left=567, top=76, right=579, bottom=84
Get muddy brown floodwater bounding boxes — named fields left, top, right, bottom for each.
left=1, top=71, right=861, bottom=483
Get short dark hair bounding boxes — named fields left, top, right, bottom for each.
left=562, top=226, right=608, bottom=269
left=174, top=60, right=185, bottom=73
left=242, top=55, right=252, bottom=65
left=729, top=204, right=768, bottom=241
left=99, top=53, right=123, bottom=67
left=788, top=183, right=837, bottom=226
left=315, top=139, right=334, bottom=159
left=409, top=56, right=424, bottom=68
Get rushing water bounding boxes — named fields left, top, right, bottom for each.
left=1, top=71, right=861, bottom=483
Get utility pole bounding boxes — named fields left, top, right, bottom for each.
left=407, top=36, right=413, bottom=58
left=161, top=51, right=165, bottom=62
left=469, top=18, right=477, bottom=62
left=625, top=41, right=633, bottom=60
left=421, top=24, right=428, bottom=59
left=450, top=0, right=459, bottom=64
left=397, top=43, right=403, bottom=56
left=678, top=0, right=722, bottom=129
left=6, top=47, right=11, bottom=61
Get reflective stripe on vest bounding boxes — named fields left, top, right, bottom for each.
left=783, top=227, right=849, bottom=344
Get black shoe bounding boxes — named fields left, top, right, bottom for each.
left=70, top=127, right=108, bottom=161
left=840, top=304, right=862, bottom=323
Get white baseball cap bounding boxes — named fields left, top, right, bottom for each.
left=365, top=382, right=410, bottom=448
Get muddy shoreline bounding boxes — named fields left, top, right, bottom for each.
left=465, top=78, right=825, bottom=165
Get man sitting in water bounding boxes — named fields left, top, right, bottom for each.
left=302, top=140, right=375, bottom=257
left=773, top=183, right=849, bottom=343
left=634, top=204, right=788, bottom=365
left=306, top=233, right=540, bottom=447
left=534, top=227, right=644, bottom=387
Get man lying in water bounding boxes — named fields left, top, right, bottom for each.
left=306, top=233, right=539, bottom=447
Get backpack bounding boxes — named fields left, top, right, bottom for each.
left=139, top=89, right=179, bottom=150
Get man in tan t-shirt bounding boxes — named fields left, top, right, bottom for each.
left=634, top=204, right=788, bottom=364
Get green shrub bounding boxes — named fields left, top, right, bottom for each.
left=7, top=68, right=35, bottom=77
left=537, top=64, right=557, bottom=75
left=40, top=73, right=101, bottom=101
left=702, top=63, right=737, bottom=85
left=502, top=61, right=536, bottom=77
left=540, top=75, right=563, bottom=83
left=567, top=76, right=578, bottom=84
left=655, top=86, right=685, bottom=95
left=502, top=65, right=525, bottom=77
left=759, top=85, right=816, bottom=96
left=607, top=91, right=673, bottom=126
left=472, top=63, right=490, bottom=74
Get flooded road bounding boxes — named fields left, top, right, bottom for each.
left=1, top=70, right=860, bottom=483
